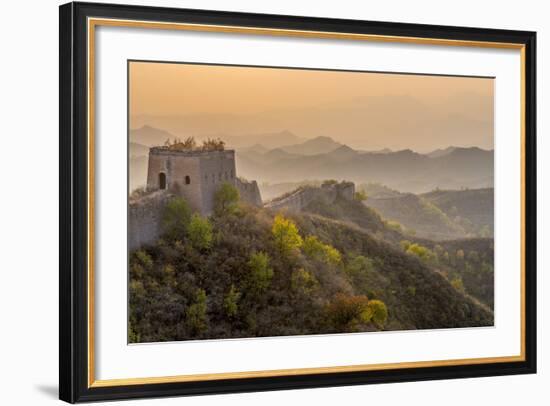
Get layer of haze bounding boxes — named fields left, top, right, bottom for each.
left=130, top=61, right=494, bottom=152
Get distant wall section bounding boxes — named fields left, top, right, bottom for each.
left=265, top=181, right=355, bottom=212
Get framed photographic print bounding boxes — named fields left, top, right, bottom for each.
left=59, top=2, right=537, bottom=403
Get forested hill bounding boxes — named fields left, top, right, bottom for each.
left=301, top=191, right=494, bottom=310
left=359, top=184, right=494, bottom=240
left=129, top=185, right=493, bottom=343
left=421, top=188, right=494, bottom=237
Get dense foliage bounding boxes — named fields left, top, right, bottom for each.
left=129, top=185, right=493, bottom=343
left=301, top=191, right=494, bottom=309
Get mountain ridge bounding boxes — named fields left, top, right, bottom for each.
left=128, top=127, right=493, bottom=194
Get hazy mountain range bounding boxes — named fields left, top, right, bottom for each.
left=131, top=125, right=306, bottom=150
left=235, top=137, right=493, bottom=194
left=131, top=92, right=493, bottom=152
left=129, top=125, right=493, bottom=194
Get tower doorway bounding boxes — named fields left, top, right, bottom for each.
left=159, top=172, right=167, bottom=190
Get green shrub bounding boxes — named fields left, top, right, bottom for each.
left=322, top=179, right=338, bottom=187
left=186, top=288, right=208, bottom=334
left=386, top=220, right=402, bottom=232
left=291, top=268, right=318, bottom=295
left=302, top=235, right=341, bottom=265
left=247, top=252, right=274, bottom=293
left=405, top=243, right=436, bottom=263
left=368, top=299, right=388, bottom=328
left=223, top=284, right=240, bottom=318
left=326, top=294, right=386, bottom=332
left=187, top=214, right=213, bottom=250
left=355, top=190, right=368, bottom=202
left=214, top=183, right=240, bottom=215
left=134, top=250, right=153, bottom=270
left=162, top=197, right=192, bottom=240
left=451, top=277, right=465, bottom=292
left=128, top=321, right=140, bottom=343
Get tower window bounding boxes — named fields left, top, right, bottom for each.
left=185, top=175, right=191, bottom=185
left=159, top=172, right=166, bottom=190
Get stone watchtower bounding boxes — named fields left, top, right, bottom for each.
left=146, top=147, right=261, bottom=215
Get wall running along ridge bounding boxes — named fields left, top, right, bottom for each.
left=264, top=182, right=355, bottom=212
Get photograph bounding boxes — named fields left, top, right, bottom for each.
left=55, top=2, right=537, bottom=402
left=127, top=61, right=495, bottom=343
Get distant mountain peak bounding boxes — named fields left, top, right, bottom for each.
left=427, top=146, right=457, bottom=158
left=427, top=146, right=491, bottom=159
left=331, top=144, right=357, bottom=154
left=373, top=148, right=392, bottom=154
left=130, top=125, right=174, bottom=146
left=309, top=135, right=335, bottom=142
left=324, top=145, right=358, bottom=159
left=279, top=136, right=342, bottom=156
left=454, top=146, right=487, bottom=152
left=395, top=148, right=419, bottom=156
left=265, top=147, right=291, bottom=155
left=447, top=147, right=493, bottom=155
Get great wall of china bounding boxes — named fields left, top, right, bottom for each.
left=264, top=182, right=355, bottom=212
left=129, top=146, right=356, bottom=251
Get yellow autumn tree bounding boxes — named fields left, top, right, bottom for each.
left=302, top=235, right=341, bottom=265
left=271, top=214, right=303, bottom=256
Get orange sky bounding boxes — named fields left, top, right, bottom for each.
left=129, top=61, right=494, bottom=151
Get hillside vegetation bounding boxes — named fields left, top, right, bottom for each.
left=421, top=188, right=493, bottom=237
left=365, top=193, right=467, bottom=240
left=300, top=190, right=494, bottom=309
left=129, top=184, right=493, bottom=343
left=360, top=183, right=493, bottom=240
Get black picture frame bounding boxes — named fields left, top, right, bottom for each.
left=59, top=1, right=537, bottom=403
